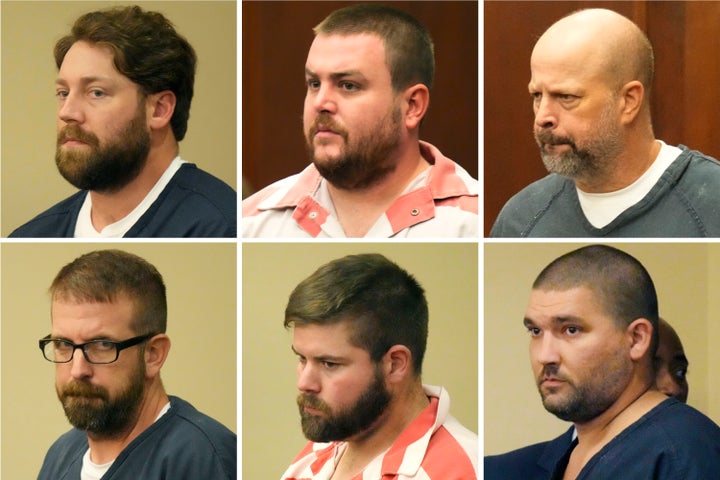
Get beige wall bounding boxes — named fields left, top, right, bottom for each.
left=484, top=242, right=717, bottom=455
left=0, top=1, right=237, bottom=236
left=242, top=243, right=478, bottom=479
left=1, top=242, right=237, bottom=478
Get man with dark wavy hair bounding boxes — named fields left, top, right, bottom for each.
left=11, top=5, right=236, bottom=238
left=281, top=253, right=477, bottom=479
left=37, top=249, right=236, bottom=479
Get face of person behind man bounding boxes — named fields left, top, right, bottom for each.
left=528, top=28, right=624, bottom=187
left=292, top=321, right=391, bottom=442
left=55, top=40, right=150, bottom=193
left=654, top=320, right=689, bottom=403
left=524, top=286, right=634, bottom=424
left=51, top=295, right=147, bottom=438
left=303, top=33, right=405, bottom=191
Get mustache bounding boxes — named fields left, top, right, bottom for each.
left=296, top=393, right=331, bottom=414
left=309, top=113, right=348, bottom=139
left=535, top=129, right=574, bottom=147
left=537, top=365, right=569, bottom=385
left=60, top=381, right=109, bottom=400
left=57, top=125, right=100, bottom=148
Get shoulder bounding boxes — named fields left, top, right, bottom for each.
left=490, top=174, right=572, bottom=237
left=130, top=164, right=237, bottom=237
left=165, top=396, right=237, bottom=448
left=671, top=146, right=720, bottom=188
left=485, top=428, right=573, bottom=480
left=644, top=399, right=720, bottom=442
left=169, top=163, right=237, bottom=212
left=591, top=399, right=720, bottom=477
left=38, top=429, right=87, bottom=479
left=484, top=442, right=550, bottom=480
left=114, top=396, right=236, bottom=479
left=9, top=191, right=86, bottom=238
left=420, top=416, right=478, bottom=478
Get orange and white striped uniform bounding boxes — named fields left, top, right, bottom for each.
left=280, top=385, right=478, bottom=480
left=242, top=142, right=478, bottom=238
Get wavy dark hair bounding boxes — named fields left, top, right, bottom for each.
left=54, top=5, right=196, bottom=141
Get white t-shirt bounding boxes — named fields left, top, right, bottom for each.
left=74, top=157, right=186, bottom=238
left=577, top=141, right=682, bottom=228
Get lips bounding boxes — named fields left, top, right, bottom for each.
left=314, top=125, right=339, bottom=136
left=61, top=138, right=88, bottom=146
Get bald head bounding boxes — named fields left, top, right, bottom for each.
left=533, top=9, right=654, bottom=92
left=654, top=318, right=689, bottom=403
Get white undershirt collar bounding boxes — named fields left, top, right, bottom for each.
left=74, top=157, right=186, bottom=237
left=577, top=141, right=682, bottom=228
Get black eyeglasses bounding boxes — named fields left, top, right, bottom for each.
left=39, top=333, right=157, bottom=364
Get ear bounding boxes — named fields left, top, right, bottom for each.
left=144, top=334, right=171, bottom=378
left=402, top=84, right=430, bottom=131
left=146, top=91, right=177, bottom=131
left=626, top=318, right=653, bottom=362
left=619, top=80, right=644, bottom=125
left=382, top=345, right=414, bottom=384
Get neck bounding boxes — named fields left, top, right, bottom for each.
left=575, top=135, right=660, bottom=194
left=89, top=144, right=177, bottom=231
left=571, top=383, right=665, bottom=467
left=327, top=143, right=429, bottom=237
left=86, top=383, right=170, bottom=465
left=334, top=383, right=429, bottom=479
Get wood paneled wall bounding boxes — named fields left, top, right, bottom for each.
left=242, top=1, right=478, bottom=198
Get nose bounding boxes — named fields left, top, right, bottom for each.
left=309, top=84, right=337, bottom=115
left=69, top=348, right=93, bottom=380
left=534, top=96, right=557, bottom=130
left=533, top=333, right=560, bottom=366
left=296, top=361, right=320, bottom=394
left=58, top=92, right=85, bottom=125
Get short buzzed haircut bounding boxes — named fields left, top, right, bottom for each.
left=284, top=253, right=428, bottom=375
left=533, top=244, right=659, bottom=355
left=314, top=4, right=435, bottom=92
left=50, top=249, right=167, bottom=335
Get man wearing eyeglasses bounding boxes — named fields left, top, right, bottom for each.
left=37, top=249, right=236, bottom=479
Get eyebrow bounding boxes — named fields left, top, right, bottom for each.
left=54, top=75, right=115, bottom=87
left=291, top=345, right=346, bottom=363
left=523, top=315, right=583, bottom=327
left=304, top=68, right=367, bottom=82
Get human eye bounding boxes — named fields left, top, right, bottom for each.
left=525, top=325, right=542, bottom=337
left=673, top=365, right=688, bottom=380
left=52, top=339, right=73, bottom=352
left=339, top=81, right=359, bottom=92
left=321, top=360, right=340, bottom=370
left=89, top=89, right=106, bottom=99
left=88, top=340, right=116, bottom=352
left=306, top=78, right=320, bottom=90
left=563, top=325, right=581, bottom=336
left=557, top=93, right=580, bottom=106
left=55, top=89, right=69, bottom=100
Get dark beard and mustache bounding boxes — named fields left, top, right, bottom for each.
left=296, top=366, right=391, bottom=442
left=305, top=104, right=402, bottom=191
left=55, top=105, right=151, bottom=193
left=56, top=360, right=146, bottom=438
left=537, top=359, right=631, bottom=423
